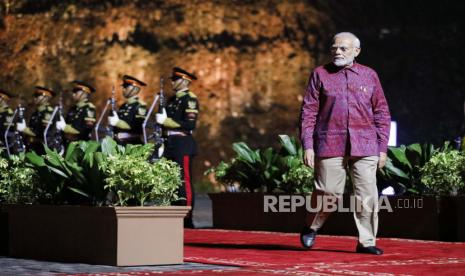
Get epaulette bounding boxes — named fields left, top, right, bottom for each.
left=188, top=91, right=197, bottom=98
left=0, top=107, right=13, bottom=113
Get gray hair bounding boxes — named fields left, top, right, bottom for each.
left=333, top=32, right=361, bottom=48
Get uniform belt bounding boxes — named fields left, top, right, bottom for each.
left=167, top=130, right=190, bottom=136
left=116, top=132, right=140, bottom=140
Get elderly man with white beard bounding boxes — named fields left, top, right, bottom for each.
left=299, top=32, right=391, bottom=255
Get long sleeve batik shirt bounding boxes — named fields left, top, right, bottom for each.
left=300, top=62, right=391, bottom=157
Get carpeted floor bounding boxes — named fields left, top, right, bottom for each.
left=180, top=229, right=465, bottom=275
left=13, top=229, right=465, bottom=275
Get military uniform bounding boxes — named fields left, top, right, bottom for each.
left=0, top=90, right=14, bottom=152
left=64, top=101, right=96, bottom=141
left=163, top=90, right=199, bottom=156
left=24, top=86, right=56, bottom=154
left=62, top=81, right=96, bottom=142
left=27, top=104, right=54, bottom=153
left=161, top=67, right=199, bottom=227
left=0, top=105, right=14, bottom=142
left=113, top=75, right=147, bottom=145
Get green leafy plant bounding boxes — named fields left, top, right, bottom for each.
left=205, top=135, right=314, bottom=193
left=205, top=142, right=282, bottom=192
left=0, top=153, right=39, bottom=204
left=280, top=159, right=314, bottom=194
left=420, top=149, right=465, bottom=195
left=26, top=144, right=93, bottom=204
left=277, top=135, right=313, bottom=194
left=22, top=137, right=182, bottom=206
left=101, top=144, right=182, bottom=206
left=379, top=142, right=436, bottom=194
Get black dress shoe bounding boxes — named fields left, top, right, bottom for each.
left=300, top=226, right=317, bottom=249
left=356, top=244, right=383, bottom=255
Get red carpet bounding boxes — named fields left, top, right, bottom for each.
left=182, top=229, right=465, bottom=275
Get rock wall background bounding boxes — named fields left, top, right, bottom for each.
left=1, top=0, right=464, bottom=189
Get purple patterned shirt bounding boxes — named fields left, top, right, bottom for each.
left=300, top=62, right=391, bottom=157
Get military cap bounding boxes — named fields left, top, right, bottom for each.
left=170, top=67, right=197, bottom=81
left=71, top=80, right=96, bottom=94
left=34, top=86, right=55, bottom=97
left=0, top=89, right=13, bottom=100
left=122, top=75, right=146, bottom=87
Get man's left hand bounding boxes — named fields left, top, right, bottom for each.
left=378, top=152, right=387, bottom=169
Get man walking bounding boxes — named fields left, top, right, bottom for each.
left=300, top=32, right=390, bottom=255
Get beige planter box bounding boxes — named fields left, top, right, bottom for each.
left=6, top=205, right=190, bottom=266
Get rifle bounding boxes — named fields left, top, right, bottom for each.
left=4, top=95, right=26, bottom=156
left=143, top=79, right=162, bottom=144
left=14, top=102, right=27, bottom=154
left=106, top=86, right=117, bottom=138
left=55, top=91, right=65, bottom=152
left=147, top=78, right=166, bottom=162
left=94, top=85, right=115, bottom=142
left=4, top=93, right=26, bottom=156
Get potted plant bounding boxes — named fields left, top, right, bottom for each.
left=1, top=138, right=190, bottom=266
left=0, top=152, right=39, bottom=255
left=363, top=142, right=441, bottom=240
left=419, top=149, right=465, bottom=241
left=206, top=135, right=314, bottom=232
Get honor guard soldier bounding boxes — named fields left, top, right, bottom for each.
left=108, top=75, right=147, bottom=145
left=56, top=81, right=96, bottom=143
left=17, top=86, right=55, bottom=154
left=0, top=89, right=14, bottom=152
left=156, top=67, right=199, bottom=228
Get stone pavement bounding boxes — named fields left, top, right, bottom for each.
left=0, top=194, right=219, bottom=276
left=0, top=257, right=238, bottom=275
left=192, top=193, right=213, bottom=228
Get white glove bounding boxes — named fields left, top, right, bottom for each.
left=156, top=108, right=167, bottom=124
left=158, top=144, right=165, bottom=158
left=16, top=119, right=26, bottom=132
left=55, top=116, right=66, bottom=131
left=108, top=111, right=120, bottom=126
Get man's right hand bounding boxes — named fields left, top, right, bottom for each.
left=304, top=149, right=315, bottom=168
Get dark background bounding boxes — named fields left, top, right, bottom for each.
left=1, top=0, right=464, bottom=187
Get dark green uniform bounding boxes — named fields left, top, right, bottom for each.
left=0, top=106, right=13, bottom=136
left=162, top=89, right=199, bottom=227
left=114, top=96, right=147, bottom=144
left=64, top=100, right=96, bottom=142
left=0, top=105, right=14, bottom=149
left=26, top=104, right=54, bottom=154
left=163, top=90, right=199, bottom=155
